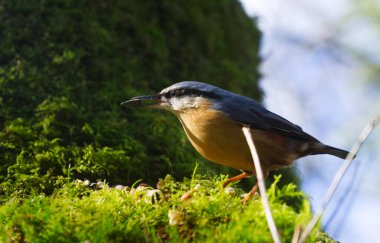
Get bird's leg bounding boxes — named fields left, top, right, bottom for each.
left=223, top=171, right=253, bottom=188
left=242, top=169, right=269, bottom=204
left=242, top=183, right=258, bottom=204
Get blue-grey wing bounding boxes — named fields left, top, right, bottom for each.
left=215, top=93, right=317, bottom=141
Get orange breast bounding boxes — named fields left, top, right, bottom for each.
left=175, top=102, right=304, bottom=172
left=176, top=103, right=254, bottom=172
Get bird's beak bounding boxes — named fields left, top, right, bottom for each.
left=121, top=95, right=161, bottom=108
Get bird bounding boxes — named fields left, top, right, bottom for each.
left=121, top=81, right=351, bottom=203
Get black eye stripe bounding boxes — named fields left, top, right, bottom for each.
left=163, top=88, right=220, bottom=99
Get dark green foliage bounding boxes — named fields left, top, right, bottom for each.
left=0, top=0, right=262, bottom=195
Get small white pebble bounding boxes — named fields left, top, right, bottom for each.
left=114, top=185, right=125, bottom=190
left=145, top=189, right=163, bottom=203
left=130, top=185, right=149, bottom=197
left=135, top=185, right=149, bottom=193
left=83, top=180, right=90, bottom=187
left=146, top=189, right=162, bottom=197
left=96, top=181, right=104, bottom=189
left=224, top=187, right=235, bottom=195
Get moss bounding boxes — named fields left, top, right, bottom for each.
left=0, top=0, right=261, bottom=194
left=0, top=175, right=335, bottom=242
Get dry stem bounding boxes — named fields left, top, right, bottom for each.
left=298, top=116, right=379, bottom=243
left=242, top=126, right=281, bottom=243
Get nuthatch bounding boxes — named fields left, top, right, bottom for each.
left=122, top=81, right=350, bottom=203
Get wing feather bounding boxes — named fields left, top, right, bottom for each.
left=216, top=93, right=318, bottom=141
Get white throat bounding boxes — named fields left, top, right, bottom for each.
left=164, top=96, right=205, bottom=111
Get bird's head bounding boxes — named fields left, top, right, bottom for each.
left=121, top=81, right=224, bottom=113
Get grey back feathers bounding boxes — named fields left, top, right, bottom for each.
left=161, top=81, right=317, bottom=141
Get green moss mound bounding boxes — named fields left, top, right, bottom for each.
left=0, top=175, right=334, bottom=242
left=0, top=0, right=261, bottom=196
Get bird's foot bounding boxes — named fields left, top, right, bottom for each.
left=241, top=184, right=258, bottom=204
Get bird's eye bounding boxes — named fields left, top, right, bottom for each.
left=177, top=89, right=186, bottom=96
left=163, top=90, right=173, bottom=98
left=170, top=90, right=177, bottom=97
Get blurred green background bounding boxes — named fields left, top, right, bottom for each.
left=0, top=0, right=273, bottom=197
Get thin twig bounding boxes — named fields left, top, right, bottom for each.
left=324, top=156, right=361, bottom=233
left=242, top=126, right=281, bottom=243
left=298, top=116, right=379, bottom=243
left=292, top=225, right=302, bottom=243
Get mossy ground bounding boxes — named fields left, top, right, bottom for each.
left=0, top=173, right=334, bottom=242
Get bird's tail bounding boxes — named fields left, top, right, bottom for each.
left=311, top=143, right=354, bottom=159
left=324, top=145, right=352, bottom=159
